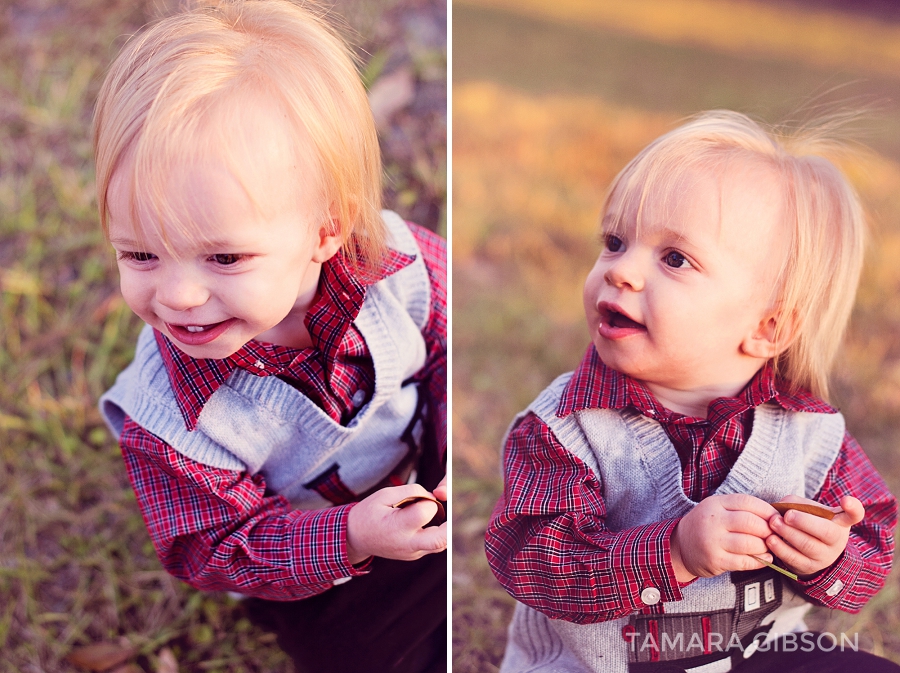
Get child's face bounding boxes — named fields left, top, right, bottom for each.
left=107, top=116, right=337, bottom=360
left=583, top=163, right=788, bottom=397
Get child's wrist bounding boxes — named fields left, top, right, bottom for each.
left=669, top=524, right=698, bottom=583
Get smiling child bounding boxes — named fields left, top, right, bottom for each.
left=94, top=2, right=446, bottom=672
left=485, top=111, right=898, bottom=673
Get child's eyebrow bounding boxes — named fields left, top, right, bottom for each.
left=109, top=236, right=144, bottom=248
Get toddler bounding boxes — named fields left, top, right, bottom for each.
left=485, top=111, right=898, bottom=673
left=93, top=2, right=446, bottom=672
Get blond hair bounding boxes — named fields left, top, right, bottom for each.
left=601, top=110, right=866, bottom=400
left=93, top=0, right=385, bottom=273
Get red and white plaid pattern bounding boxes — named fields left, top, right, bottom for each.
left=486, top=346, right=897, bottom=622
left=118, top=222, right=446, bottom=599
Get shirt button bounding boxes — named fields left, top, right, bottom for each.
left=351, top=389, right=366, bottom=406
left=640, top=587, right=661, bottom=605
left=254, top=360, right=265, bottom=370
left=825, top=580, right=844, bottom=597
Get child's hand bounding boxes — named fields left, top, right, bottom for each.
left=346, top=484, right=447, bottom=565
left=432, top=475, right=448, bottom=502
left=764, top=494, right=864, bottom=578
left=671, top=494, right=777, bottom=582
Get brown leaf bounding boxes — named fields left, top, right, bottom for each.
left=368, top=68, right=415, bottom=130
left=771, top=502, right=836, bottom=520
left=157, top=647, right=179, bottom=673
left=66, top=643, right=136, bottom=671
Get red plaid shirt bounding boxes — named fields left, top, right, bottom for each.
left=486, top=346, right=897, bottom=623
left=118, top=222, right=446, bottom=600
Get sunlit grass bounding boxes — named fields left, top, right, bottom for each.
left=458, top=0, right=900, bottom=80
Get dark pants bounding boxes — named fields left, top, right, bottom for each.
left=634, top=634, right=900, bottom=673
left=244, top=551, right=446, bottom=673
left=733, top=633, right=900, bottom=673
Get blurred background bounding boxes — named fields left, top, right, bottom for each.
left=0, top=0, right=444, bottom=670
left=452, top=0, right=900, bottom=670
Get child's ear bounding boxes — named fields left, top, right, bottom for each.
left=741, top=309, right=797, bottom=360
left=311, top=221, right=343, bottom=263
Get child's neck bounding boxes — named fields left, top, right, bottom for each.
left=644, top=378, right=754, bottom=419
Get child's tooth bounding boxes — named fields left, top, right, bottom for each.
left=185, top=325, right=205, bottom=333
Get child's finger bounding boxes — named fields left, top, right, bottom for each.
left=411, top=522, right=447, bottom=554
left=771, top=509, right=840, bottom=546
left=722, top=531, right=771, bottom=557
left=833, top=496, right=864, bottom=528
left=432, top=476, right=448, bottom=501
left=720, top=493, right=778, bottom=521
left=765, top=529, right=825, bottom=573
left=724, top=508, right=775, bottom=539
left=727, top=552, right=773, bottom=572
left=770, top=515, right=830, bottom=555
left=393, top=498, right=440, bottom=529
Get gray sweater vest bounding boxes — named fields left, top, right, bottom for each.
left=99, top=211, right=432, bottom=511
left=501, top=373, right=846, bottom=673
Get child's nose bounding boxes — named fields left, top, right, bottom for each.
left=155, top=269, right=210, bottom=311
left=603, top=253, right=645, bottom=291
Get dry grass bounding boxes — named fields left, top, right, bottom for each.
left=0, top=0, right=444, bottom=670
left=457, top=0, right=900, bottom=79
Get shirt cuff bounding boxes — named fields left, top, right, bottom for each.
left=793, top=542, right=863, bottom=607
left=607, top=517, right=685, bottom=611
left=289, top=503, right=372, bottom=586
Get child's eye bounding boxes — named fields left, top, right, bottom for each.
left=605, top=235, right=624, bottom=252
left=212, top=253, right=242, bottom=265
left=118, top=251, right=156, bottom=262
left=664, top=251, right=692, bottom=269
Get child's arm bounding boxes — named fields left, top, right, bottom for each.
left=119, top=417, right=443, bottom=599
left=486, top=413, right=704, bottom=624
left=764, top=432, right=896, bottom=612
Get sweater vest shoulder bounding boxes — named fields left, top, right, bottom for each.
left=99, top=211, right=432, bottom=510
left=501, top=372, right=845, bottom=673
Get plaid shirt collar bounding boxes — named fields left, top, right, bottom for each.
left=157, top=247, right=414, bottom=430
left=557, top=345, right=836, bottom=422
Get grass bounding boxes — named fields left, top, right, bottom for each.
left=0, top=0, right=444, bottom=671
left=452, top=4, right=900, bottom=670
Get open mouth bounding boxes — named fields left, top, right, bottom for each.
left=606, top=309, right=644, bottom=330
left=597, top=303, right=646, bottom=339
left=166, top=319, right=236, bottom=346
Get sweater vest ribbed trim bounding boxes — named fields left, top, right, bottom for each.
left=501, top=372, right=845, bottom=673
left=99, top=211, right=432, bottom=511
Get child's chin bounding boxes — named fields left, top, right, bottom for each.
left=168, top=333, right=244, bottom=360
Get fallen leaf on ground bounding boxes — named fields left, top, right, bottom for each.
left=110, top=666, right=143, bottom=673
left=66, top=643, right=135, bottom=671
left=368, top=68, right=415, bottom=130
left=157, top=647, right=179, bottom=673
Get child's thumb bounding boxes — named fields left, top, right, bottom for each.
left=411, top=522, right=447, bottom=554
left=834, top=496, right=865, bottom=528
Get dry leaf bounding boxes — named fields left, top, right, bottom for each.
left=110, top=666, right=144, bottom=673
left=157, top=647, right=179, bottom=673
left=368, top=68, right=415, bottom=130
left=771, top=502, right=836, bottom=520
left=66, top=643, right=135, bottom=671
